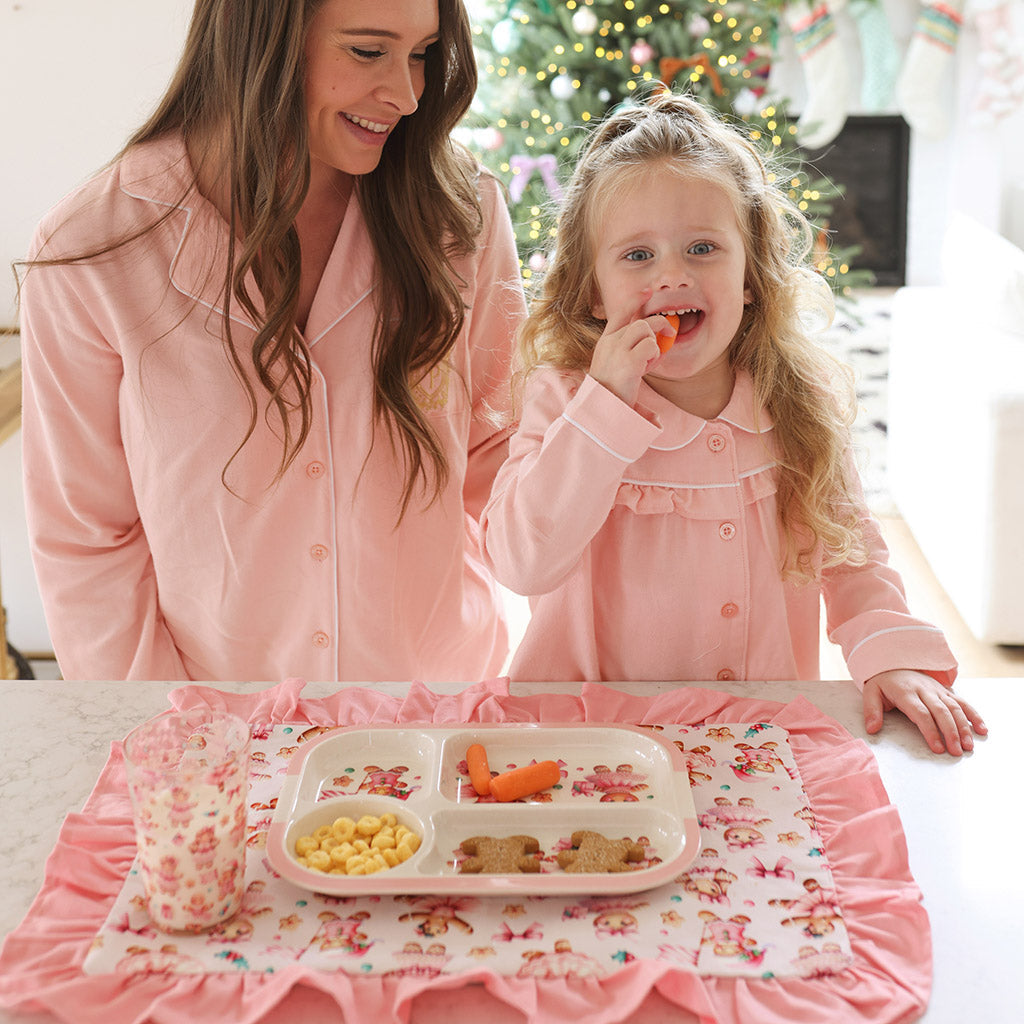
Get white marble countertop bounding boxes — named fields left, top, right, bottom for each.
left=0, top=678, right=1018, bottom=1023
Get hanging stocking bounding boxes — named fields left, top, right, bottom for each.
left=896, top=0, right=966, bottom=139
left=971, top=0, right=1024, bottom=127
left=849, top=0, right=902, bottom=111
left=783, top=0, right=850, bottom=149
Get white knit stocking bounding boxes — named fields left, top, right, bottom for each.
left=783, top=0, right=850, bottom=148
left=896, top=0, right=967, bottom=139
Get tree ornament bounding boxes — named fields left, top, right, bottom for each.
left=550, top=73, right=576, bottom=101
left=476, top=127, right=504, bottom=152
left=733, top=88, right=763, bottom=116
left=688, top=14, right=711, bottom=37
left=630, top=40, right=655, bottom=65
left=896, top=0, right=965, bottom=139
left=491, top=18, right=519, bottom=55
left=571, top=7, right=599, bottom=36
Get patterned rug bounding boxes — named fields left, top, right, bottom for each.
left=819, top=288, right=895, bottom=517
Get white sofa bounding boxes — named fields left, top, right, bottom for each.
left=888, top=215, right=1024, bottom=645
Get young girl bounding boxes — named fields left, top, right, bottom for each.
left=480, top=93, right=985, bottom=757
left=20, top=0, right=525, bottom=682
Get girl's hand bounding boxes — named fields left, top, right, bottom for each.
left=863, top=669, right=987, bottom=756
left=589, top=291, right=672, bottom=407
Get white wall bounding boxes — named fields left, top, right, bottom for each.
left=1, top=2, right=192, bottom=656
left=0, top=0, right=192, bottom=326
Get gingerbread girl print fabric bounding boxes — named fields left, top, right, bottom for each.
left=85, top=719, right=853, bottom=980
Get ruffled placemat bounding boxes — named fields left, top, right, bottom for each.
left=0, top=679, right=930, bottom=1023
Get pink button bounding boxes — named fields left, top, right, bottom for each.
left=707, top=433, right=727, bottom=453
left=306, top=461, right=326, bottom=479
left=721, top=602, right=738, bottom=618
left=716, top=668, right=736, bottom=681
left=310, top=544, right=329, bottom=562
left=312, top=631, right=331, bottom=649
left=719, top=522, right=736, bottom=540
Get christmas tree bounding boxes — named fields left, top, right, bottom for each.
left=461, top=0, right=871, bottom=293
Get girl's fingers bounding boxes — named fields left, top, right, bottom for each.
left=861, top=680, right=885, bottom=735
left=956, top=696, right=987, bottom=735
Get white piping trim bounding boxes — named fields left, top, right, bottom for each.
left=563, top=412, right=635, bottom=462
left=308, top=288, right=374, bottom=346
left=649, top=428, right=704, bottom=451
left=846, top=625, right=946, bottom=660
left=120, top=184, right=256, bottom=329
left=718, top=413, right=773, bottom=433
left=621, top=460, right=776, bottom=490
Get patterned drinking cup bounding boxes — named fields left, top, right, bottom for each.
left=123, top=709, right=250, bottom=933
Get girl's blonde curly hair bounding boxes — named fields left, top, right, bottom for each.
left=520, top=92, right=867, bottom=581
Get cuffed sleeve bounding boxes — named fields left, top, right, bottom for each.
left=20, top=243, right=188, bottom=680
left=480, top=370, right=661, bottom=595
left=823, top=478, right=957, bottom=689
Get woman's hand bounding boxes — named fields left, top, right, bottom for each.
left=863, top=669, right=987, bottom=756
left=589, top=291, right=672, bottom=407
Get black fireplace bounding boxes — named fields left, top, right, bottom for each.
left=802, top=115, right=910, bottom=287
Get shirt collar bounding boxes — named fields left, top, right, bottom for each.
left=640, top=370, right=773, bottom=450
left=117, top=136, right=374, bottom=344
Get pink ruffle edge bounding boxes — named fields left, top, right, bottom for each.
left=0, top=679, right=930, bottom=1024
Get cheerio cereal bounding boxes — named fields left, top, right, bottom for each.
left=293, top=811, right=421, bottom=875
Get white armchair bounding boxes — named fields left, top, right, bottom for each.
left=887, top=215, right=1024, bottom=644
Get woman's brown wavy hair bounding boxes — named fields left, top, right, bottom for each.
left=27, top=0, right=483, bottom=514
left=520, top=91, right=867, bottom=581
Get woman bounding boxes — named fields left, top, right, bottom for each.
left=19, top=0, right=526, bottom=682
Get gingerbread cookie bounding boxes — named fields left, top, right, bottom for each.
left=556, top=830, right=645, bottom=873
left=458, top=835, right=542, bottom=874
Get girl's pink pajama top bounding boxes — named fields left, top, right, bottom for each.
left=20, top=137, right=525, bottom=682
left=480, top=368, right=957, bottom=685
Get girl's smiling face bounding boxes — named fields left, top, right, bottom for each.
left=590, top=163, right=752, bottom=410
left=304, top=0, right=439, bottom=180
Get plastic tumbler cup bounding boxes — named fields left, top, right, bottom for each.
left=123, top=709, right=251, bottom=933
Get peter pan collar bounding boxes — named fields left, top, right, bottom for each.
left=641, top=370, right=773, bottom=451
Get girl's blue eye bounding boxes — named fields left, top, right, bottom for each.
left=690, top=242, right=715, bottom=255
left=624, top=249, right=652, bottom=262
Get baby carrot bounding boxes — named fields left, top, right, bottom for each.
left=489, top=760, right=561, bottom=802
left=657, top=313, right=680, bottom=354
left=466, top=743, right=492, bottom=796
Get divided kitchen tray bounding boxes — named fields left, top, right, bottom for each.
left=267, top=722, right=700, bottom=895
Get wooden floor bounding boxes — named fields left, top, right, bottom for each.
left=819, top=515, right=1024, bottom=680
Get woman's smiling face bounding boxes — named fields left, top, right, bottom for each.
left=590, top=162, right=752, bottom=405
left=303, top=0, right=440, bottom=179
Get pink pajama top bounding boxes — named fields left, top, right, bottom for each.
left=480, top=369, right=957, bottom=685
left=20, top=137, right=525, bottom=682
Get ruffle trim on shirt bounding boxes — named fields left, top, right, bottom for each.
left=616, top=462, right=778, bottom=517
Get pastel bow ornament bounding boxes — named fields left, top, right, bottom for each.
left=746, top=855, right=796, bottom=881
left=509, top=154, right=563, bottom=203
